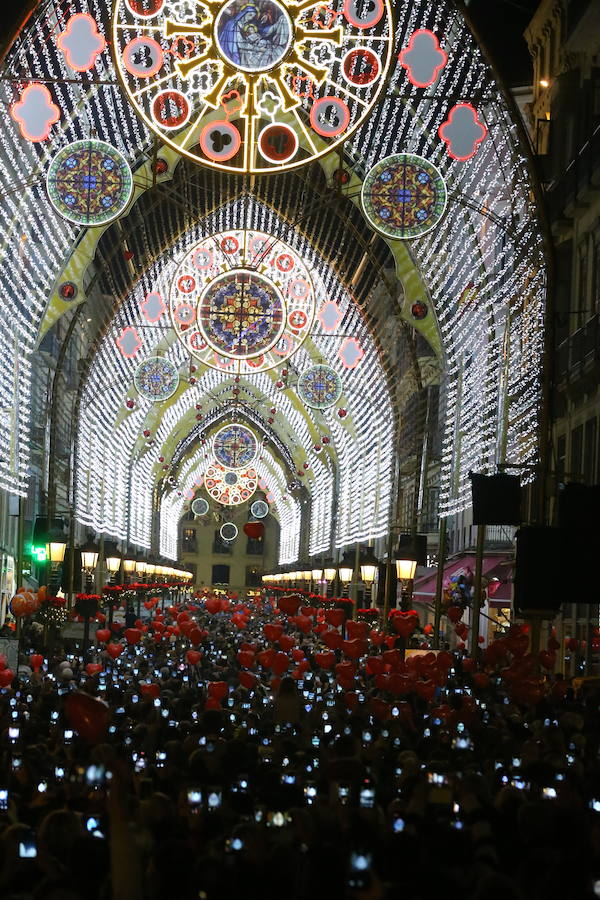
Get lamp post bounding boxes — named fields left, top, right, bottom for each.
left=338, top=565, right=353, bottom=597
left=323, top=566, right=336, bottom=599
left=395, top=555, right=418, bottom=658
left=47, top=536, right=67, bottom=594
left=312, top=568, right=323, bottom=597
left=360, top=548, right=379, bottom=610
left=105, top=554, right=121, bottom=626
left=80, top=540, right=99, bottom=592
left=135, top=560, right=147, bottom=617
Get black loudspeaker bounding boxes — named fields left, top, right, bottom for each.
left=514, top=526, right=564, bottom=614
left=397, top=533, right=427, bottom=566
left=558, top=483, right=600, bottom=534
left=470, top=473, right=521, bottom=525
left=33, top=516, right=66, bottom=542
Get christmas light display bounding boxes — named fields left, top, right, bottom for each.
left=297, top=364, right=343, bottom=410
left=213, top=423, right=259, bottom=469
left=134, top=356, right=180, bottom=401
left=0, top=0, right=546, bottom=550
left=191, top=496, right=209, bottom=516
left=112, top=0, right=394, bottom=173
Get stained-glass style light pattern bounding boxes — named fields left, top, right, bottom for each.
left=199, top=271, right=285, bottom=358
left=297, top=365, right=343, bottom=410
left=251, top=499, right=269, bottom=518
left=361, top=153, right=447, bottom=240
left=46, top=139, right=133, bottom=226
left=191, top=497, right=209, bottom=516
left=112, top=0, right=393, bottom=173
left=170, top=230, right=315, bottom=374
left=134, top=357, right=180, bottom=401
left=204, top=462, right=258, bottom=505
left=213, top=424, right=258, bottom=469
left=220, top=522, right=239, bottom=541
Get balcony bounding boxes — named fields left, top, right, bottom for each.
left=556, top=315, right=600, bottom=394
left=547, top=122, right=600, bottom=221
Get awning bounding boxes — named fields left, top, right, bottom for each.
left=412, top=553, right=513, bottom=604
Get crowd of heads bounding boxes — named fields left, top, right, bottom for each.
left=0, top=590, right=599, bottom=900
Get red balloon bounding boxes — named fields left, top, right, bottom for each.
left=322, top=629, right=344, bottom=650
left=315, top=650, right=335, bottom=669
left=278, top=595, right=301, bottom=616
left=140, top=683, right=160, bottom=700
left=125, top=628, right=142, bottom=645
left=446, top=605, right=463, bottom=623
left=204, top=597, right=221, bottom=614
left=415, top=679, right=436, bottom=702
left=294, top=615, right=312, bottom=635
left=64, top=692, right=110, bottom=743
left=472, top=672, right=490, bottom=689
left=106, top=643, right=124, bottom=660
left=237, top=650, right=256, bottom=669
left=243, top=521, right=264, bottom=540
left=186, top=650, right=202, bottom=666
left=0, top=669, right=14, bottom=688
left=205, top=697, right=221, bottom=710
left=300, top=606, right=316, bottom=618
left=346, top=620, right=368, bottom=640
left=538, top=650, right=556, bottom=670
left=264, top=623, right=284, bottom=643
left=96, top=629, right=111, bottom=643
left=271, top=651, right=290, bottom=676
left=423, top=624, right=434, bottom=635
left=342, top=638, right=367, bottom=659
left=566, top=637, right=578, bottom=653
left=257, top=649, right=275, bottom=669
left=391, top=612, right=419, bottom=637
left=239, top=671, right=258, bottom=690
left=278, top=634, right=296, bottom=652
left=291, top=648, right=304, bottom=662
left=85, top=663, right=103, bottom=676
left=208, top=681, right=228, bottom=700
left=30, top=654, right=43, bottom=672
left=370, top=630, right=386, bottom=646
left=324, top=609, right=345, bottom=628
left=189, top=627, right=206, bottom=646
left=365, top=656, right=384, bottom=676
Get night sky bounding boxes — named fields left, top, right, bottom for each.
left=0, top=0, right=538, bottom=86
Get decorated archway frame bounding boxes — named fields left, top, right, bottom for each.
left=112, top=0, right=394, bottom=173
left=212, top=422, right=259, bottom=469
left=169, top=228, right=316, bottom=374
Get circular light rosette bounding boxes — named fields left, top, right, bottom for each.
left=170, top=229, right=315, bottom=374
left=220, top=522, right=239, bottom=541
left=134, top=356, right=180, bottom=401
left=250, top=499, right=269, bottom=518
left=297, top=363, right=342, bottom=409
left=112, top=0, right=393, bottom=174
left=213, top=424, right=259, bottom=469
left=361, top=153, right=448, bottom=241
left=191, top=497, right=210, bottom=516
left=204, top=462, right=258, bottom=506
left=46, top=139, right=133, bottom=227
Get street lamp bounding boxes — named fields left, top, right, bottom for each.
left=123, top=558, right=136, bottom=583
left=394, top=553, right=418, bottom=655
left=106, top=554, right=121, bottom=581
left=338, top=565, right=353, bottom=596
left=312, top=568, right=323, bottom=595
left=360, top=547, right=379, bottom=609
left=46, top=534, right=67, bottom=596
left=80, top=539, right=99, bottom=591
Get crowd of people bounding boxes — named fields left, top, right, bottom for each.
left=0, top=589, right=598, bottom=900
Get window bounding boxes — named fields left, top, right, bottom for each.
left=577, top=240, right=589, bottom=326
left=556, top=434, right=566, bottom=481
left=212, top=564, right=230, bottom=585
left=585, top=419, right=598, bottom=484
left=213, top=530, right=233, bottom=554
left=245, top=565, right=262, bottom=587
left=571, top=425, right=584, bottom=479
left=246, top=536, right=264, bottom=555
left=182, top=528, right=196, bottom=553
left=592, top=233, right=600, bottom=314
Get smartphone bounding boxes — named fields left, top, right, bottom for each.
left=86, top=817, right=104, bottom=838
left=54, top=766, right=65, bottom=781
left=304, top=704, right=313, bottom=712
left=207, top=789, right=222, bottom=810
left=266, top=811, right=290, bottom=827
left=512, top=758, right=521, bottom=768
left=86, top=765, right=105, bottom=786
left=542, top=787, right=557, bottom=800
left=187, top=788, right=202, bottom=811
left=590, top=799, right=600, bottom=812
left=347, top=851, right=372, bottom=890
left=428, top=773, right=448, bottom=786
left=281, top=774, right=296, bottom=785
left=134, top=758, right=146, bottom=773
left=156, top=751, right=166, bottom=768
left=8, top=727, right=19, bottom=743
left=392, top=815, right=405, bottom=833
left=232, top=778, right=249, bottom=794
left=0, top=788, right=8, bottom=810
left=359, top=787, right=375, bottom=809
left=37, top=782, right=47, bottom=793
left=19, top=832, right=37, bottom=858
left=64, top=729, right=73, bottom=744
left=312, top=736, right=320, bottom=747
left=452, top=737, right=473, bottom=750
left=362, top=731, right=372, bottom=744
left=511, top=778, right=530, bottom=791
left=12, top=757, right=22, bottom=771
left=50, top=711, right=58, bottom=722
left=304, top=784, right=317, bottom=805
left=338, top=785, right=350, bottom=805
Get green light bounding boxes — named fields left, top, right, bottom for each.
left=32, top=545, right=47, bottom=563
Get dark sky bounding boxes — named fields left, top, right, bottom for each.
left=0, top=0, right=537, bottom=84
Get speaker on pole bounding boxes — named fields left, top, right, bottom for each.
left=514, top=526, right=564, bottom=614
left=470, top=472, right=521, bottom=526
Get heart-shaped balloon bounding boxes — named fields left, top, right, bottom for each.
left=85, top=663, right=103, bottom=676
left=106, top=643, right=124, bottom=660
left=370, top=630, right=386, bottom=646
left=415, top=679, right=436, bottom=702
left=446, top=605, right=463, bottom=623
left=342, top=638, right=367, bottom=659
left=315, top=650, right=335, bottom=669
left=278, top=595, right=301, bottom=616
left=204, top=597, right=221, bottom=614
left=257, top=649, right=275, bottom=669
left=239, top=671, right=258, bottom=690
left=322, top=629, right=343, bottom=650
left=278, top=634, right=296, bottom=652
left=96, top=629, right=111, bottom=643
left=125, top=628, right=142, bottom=645
left=264, top=623, right=284, bottom=643
left=324, top=609, right=345, bottom=628
left=346, top=620, right=368, bottom=640
left=64, top=692, right=110, bottom=743
left=189, top=627, right=206, bottom=646
left=208, top=681, right=228, bottom=700
left=270, top=651, right=290, bottom=676
left=365, top=656, right=384, bottom=676
left=0, top=669, right=14, bottom=687
left=140, top=683, right=160, bottom=700
left=391, top=612, right=419, bottom=637
left=30, top=654, right=43, bottom=672
left=237, top=650, right=256, bottom=669
left=295, top=615, right=312, bottom=635
left=186, top=650, right=202, bottom=666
